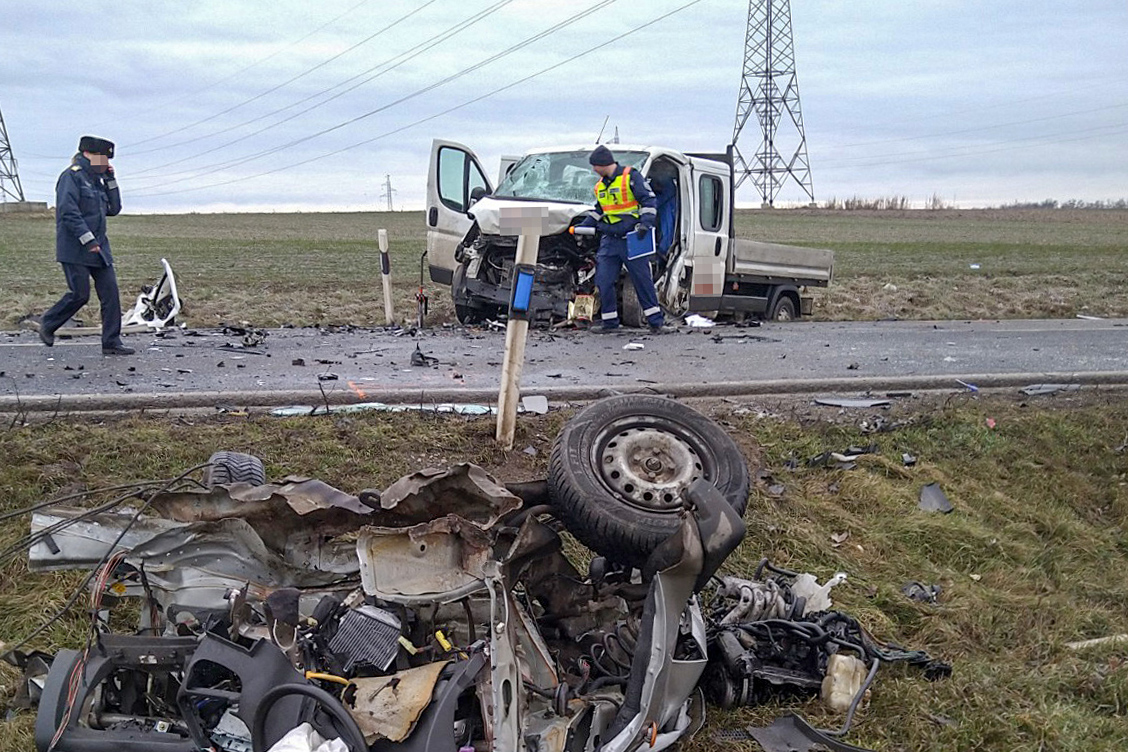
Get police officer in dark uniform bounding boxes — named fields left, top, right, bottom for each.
left=40, top=135, right=133, bottom=355
left=578, top=145, right=667, bottom=333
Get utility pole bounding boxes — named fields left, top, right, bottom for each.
left=731, top=0, right=814, bottom=207
left=380, top=174, right=397, bottom=212
left=0, top=104, right=27, bottom=203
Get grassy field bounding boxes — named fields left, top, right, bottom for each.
left=3, top=208, right=1127, bottom=330
left=2, top=394, right=1127, bottom=750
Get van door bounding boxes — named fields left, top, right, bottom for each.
left=426, top=139, right=492, bottom=285
left=685, top=157, right=732, bottom=307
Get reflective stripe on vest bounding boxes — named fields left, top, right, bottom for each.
left=594, top=166, right=640, bottom=223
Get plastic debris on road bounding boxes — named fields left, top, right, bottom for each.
left=623, top=342, right=645, bottom=351
left=684, top=314, right=716, bottom=328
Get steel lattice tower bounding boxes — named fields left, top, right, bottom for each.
left=731, top=0, right=814, bottom=207
left=0, top=104, right=27, bottom=203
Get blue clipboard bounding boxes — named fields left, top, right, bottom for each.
left=626, top=230, right=656, bottom=260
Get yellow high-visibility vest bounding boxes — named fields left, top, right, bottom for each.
left=594, top=167, right=640, bottom=223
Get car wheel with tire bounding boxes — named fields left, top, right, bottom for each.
left=548, top=395, right=749, bottom=567
left=204, top=451, right=266, bottom=487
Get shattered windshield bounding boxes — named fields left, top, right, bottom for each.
left=494, top=150, right=648, bottom=204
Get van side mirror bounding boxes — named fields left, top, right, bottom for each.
left=469, top=186, right=489, bottom=204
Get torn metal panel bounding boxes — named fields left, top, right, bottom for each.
left=375, top=463, right=522, bottom=528
left=128, top=518, right=358, bottom=610
left=747, top=713, right=874, bottom=752
left=357, top=516, right=493, bottom=603
left=351, top=661, right=450, bottom=743
left=28, top=508, right=186, bottom=572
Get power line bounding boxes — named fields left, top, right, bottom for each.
left=816, top=120, right=1128, bottom=171
left=825, top=102, right=1128, bottom=151
left=126, top=0, right=440, bottom=151
left=128, top=0, right=516, bottom=177
left=129, top=0, right=707, bottom=199
left=104, top=0, right=379, bottom=139
left=130, top=0, right=620, bottom=189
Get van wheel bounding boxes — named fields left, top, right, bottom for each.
left=548, top=395, right=749, bottom=567
left=452, top=264, right=483, bottom=325
left=768, top=295, right=797, bottom=321
left=204, top=451, right=266, bottom=487
left=620, top=282, right=643, bottom=328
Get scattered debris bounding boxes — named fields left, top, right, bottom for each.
left=902, top=581, right=942, bottom=604
left=902, top=453, right=917, bottom=467
left=271, top=403, right=496, bottom=417
left=846, top=362, right=860, bottom=370
left=1076, top=314, right=1104, bottom=321
left=1020, top=383, right=1081, bottom=396
left=969, top=263, right=981, bottom=270
left=814, top=397, right=891, bottom=409
left=410, top=344, right=437, bottom=366
left=830, top=531, right=850, bottom=547
left=955, top=379, right=978, bottom=392
left=969, top=573, right=982, bottom=582
left=622, top=342, right=645, bottom=351
left=292, top=358, right=306, bottom=366
left=1064, top=634, right=1128, bottom=651
left=316, top=373, right=339, bottom=382
left=521, top=394, right=549, bottom=415
left=522, top=446, right=538, bottom=457
left=919, top=483, right=954, bottom=513
left=985, top=417, right=996, bottom=429
left=684, top=314, right=716, bottom=328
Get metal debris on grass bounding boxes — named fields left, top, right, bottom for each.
left=919, top=483, right=954, bottom=513
left=1020, top=383, right=1081, bottom=396
left=814, top=397, right=891, bottom=409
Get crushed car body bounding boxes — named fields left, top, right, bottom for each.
left=11, top=396, right=947, bottom=752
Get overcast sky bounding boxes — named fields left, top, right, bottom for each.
left=2, top=0, right=1126, bottom=212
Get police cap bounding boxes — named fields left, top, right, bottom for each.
left=78, top=135, right=115, bottom=158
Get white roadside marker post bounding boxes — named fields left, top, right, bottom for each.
left=378, top=229, right=395, bottom=326
left=496, top=206, right=548, bottom=449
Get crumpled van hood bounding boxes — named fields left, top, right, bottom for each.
left=469, top=196, right=590, bottom=236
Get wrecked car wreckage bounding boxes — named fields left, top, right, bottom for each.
left=7, top=397, right=947, bottom=752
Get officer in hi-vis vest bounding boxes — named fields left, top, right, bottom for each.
left=577, top=145, right=668, bottom=334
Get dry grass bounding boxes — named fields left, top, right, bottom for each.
left=4, top=208, right=1127, bottom=329
left=736, top=208, right=1128, bottom=321
left=2, top=393, right=1128, bottom=749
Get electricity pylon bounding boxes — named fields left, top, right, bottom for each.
left=731, top=0, right=814, bottom=207
left=0, top=104, right=27, bottom=203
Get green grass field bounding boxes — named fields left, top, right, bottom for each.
left=3, top=208, right=1127, bottom=329
left=2, top=394, right=1127, bottom=750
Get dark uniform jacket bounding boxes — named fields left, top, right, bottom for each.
left=55, top=153, right=121, bottom=267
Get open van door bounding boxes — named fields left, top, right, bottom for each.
left=426, top=139, right=492, bottom=285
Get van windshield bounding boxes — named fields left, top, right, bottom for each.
left=493, top=150, right=648, bottom=204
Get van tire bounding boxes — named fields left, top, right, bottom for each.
left=204, top=451, right=266, bottom=487
left=620, top=282, right=643, bottom=328
left=548, top=395, right=749, bottom=567
left=768, top=295, right=798, bottom=321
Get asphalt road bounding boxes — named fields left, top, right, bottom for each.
left=3, top=318, right=1128, bottom=411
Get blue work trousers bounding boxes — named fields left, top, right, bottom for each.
left=595, top=235, right=663, bottom=328
left=41, top=262, right=123, bottom=348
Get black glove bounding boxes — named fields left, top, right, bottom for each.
left=634, top=224, right=650, bottom=238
